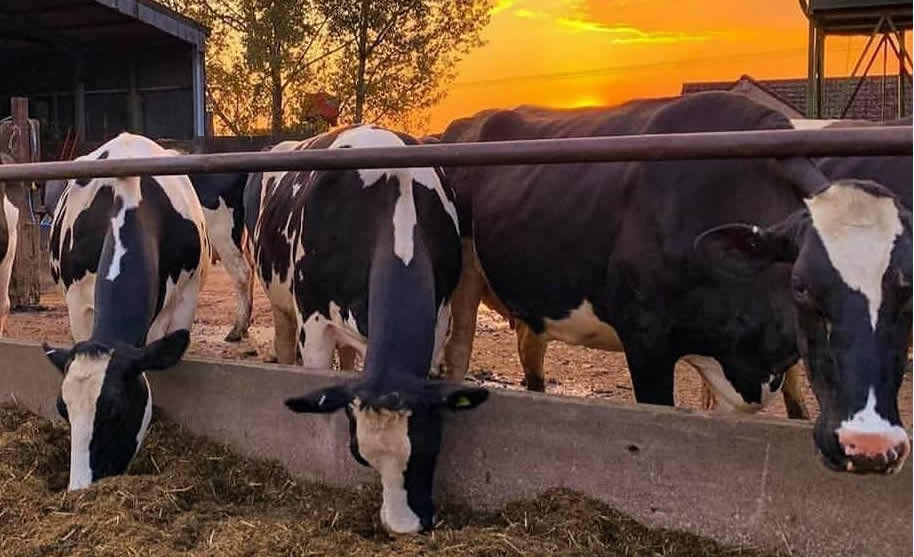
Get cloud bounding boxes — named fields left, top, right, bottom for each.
left=489, top=0, right=516, bottom=15
left=514, top=8, right=545, bottom=18
left=556, top=17, right=710, bottom=43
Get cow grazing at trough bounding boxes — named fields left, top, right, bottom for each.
left=46, top=169, right=253, bottom=344
left=245, top=124, right=487, bottom=533
left=441, top=92, right=912, bottom=474
left=0, top=153, right=20, bottom=336
left=44, top=132, right=210, bottom=490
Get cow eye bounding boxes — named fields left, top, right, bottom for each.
left=791, top=277, right=816, bottom=307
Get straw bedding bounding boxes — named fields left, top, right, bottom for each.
left=0, top=404, right=782, bottom=557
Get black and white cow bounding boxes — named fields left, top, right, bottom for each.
left=441, top=92, right=912, bottom=474
left=0, top=153, right=19, bottom=336
left=44, top=132, right=210, bottom=490
left=698, top=116, right=914, bottom=417
left=245, top=124, right=487, bottom=533
left=45, top=170, right=252, bottom=343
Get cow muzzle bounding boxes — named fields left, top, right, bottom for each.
left=835, top=427, right=910, bottom=474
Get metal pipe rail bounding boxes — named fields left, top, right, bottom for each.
left=0, top=127, right=910, bottom=182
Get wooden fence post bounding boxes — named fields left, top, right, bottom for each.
left=3, top=98, right=41, bottom=308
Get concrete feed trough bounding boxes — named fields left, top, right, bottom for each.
left=0, top=337, right=910, bottom=557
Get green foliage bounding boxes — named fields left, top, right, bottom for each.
left=163, top=0, right=491, bottom=135
left=321, top=0, right=491, bottom=127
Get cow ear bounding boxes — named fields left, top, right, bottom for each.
left=441, top=385, right=489, bottom=411
left=694, top=214, right=807, bottom=279
left=43, top=343, right=70, bottom=374
left=285, top=385, right=353, bottom=414
left=133, top=329, right=191, bottom=372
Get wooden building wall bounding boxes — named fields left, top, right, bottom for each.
left=0, top=45, right=196, bottom=159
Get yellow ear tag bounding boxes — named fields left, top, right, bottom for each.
left=454, top=396, right=472, bottom=408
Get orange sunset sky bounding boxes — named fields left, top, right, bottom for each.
left=426, top=0, right=910, bottom=131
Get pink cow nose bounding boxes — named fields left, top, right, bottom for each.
left=837, top=429, right=911, bottom=474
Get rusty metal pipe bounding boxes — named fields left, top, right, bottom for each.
left=0, top=127, right=910, bottom=183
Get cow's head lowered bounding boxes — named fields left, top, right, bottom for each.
left=286, top=378, right=487, bottom=534
left=43, top=330, right=190, bottom=490
left=698, top=178, right=912, bottom=474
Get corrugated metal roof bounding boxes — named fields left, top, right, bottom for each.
left=0, top=0, right=206, bottom=53
left=682, top=74, right=912, bottom=120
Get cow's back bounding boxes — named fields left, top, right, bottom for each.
left=49, top=133, right=209, bottom=342
left=249, top=126, right=461, bottom=367
left=815, top=118, right=912, bottom=209
left=441, top=92, right=802, bottom=328
left=254, top=127, right=460, bottom=329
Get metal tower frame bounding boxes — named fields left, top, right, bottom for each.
left=801, top=0, right=913, bottom=118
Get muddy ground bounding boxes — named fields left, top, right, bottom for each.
left=6, top=264, right=913, bottom=426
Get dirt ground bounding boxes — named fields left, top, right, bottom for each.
left=0, top=404, right=783, bottom=557
left=7, top=264, right=913, bottom=427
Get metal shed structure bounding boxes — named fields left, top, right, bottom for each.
left=801, top=0, right=912, bottom=118
left=0, top=0, right=208, bottom=159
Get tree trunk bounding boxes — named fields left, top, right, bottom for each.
left=270, top=58, right=283, bottom=137
left=353, top=0, right=370, bottom=124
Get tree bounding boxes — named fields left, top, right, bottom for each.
left=164, top=0, right=339, bottom=136
left=163, top=0, right=491, bottom=134
left=234, top=0, right=326, bottom=136
left=321, top=0, right=491, bottom=126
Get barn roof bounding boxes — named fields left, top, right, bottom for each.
left=681, top=74, right=912, bottom=120
left=0, top=0, right=207, bottom=54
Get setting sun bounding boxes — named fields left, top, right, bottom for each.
left=428, top=0, right=910, bottom=132
left=560, top=95, right=605, bottom=108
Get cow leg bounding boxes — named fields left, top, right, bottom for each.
left=272, top=307, right=297, bottom=364
left=781, top=363, right=810, bottom=420
left=443, top=239, right=487, bottom=381
left=203, top=205, right=253, bottom=343
left=297, top=312, right=336, bottom=370
left=338, top=346, right=359, bottom=371
left=222, top=246, right=253, bottom=343
left=65, top=276, right=96, bottom=342
left=0, top=260, right=11, bottom=337
left=0, top=198, right=18, bottom=337
left=694, top=368, right=718, bottom=410
left=516, top=322, right=548, bottom=392
left=701, top=383, right=718, bottom=410
left=624, top=345, right=676, bottom=406
left=429, top=302, right=452, bottom=378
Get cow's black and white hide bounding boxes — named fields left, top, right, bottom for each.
left=441, top=92, right=912, bottom=474
left=0, top=153, right=20, bottom=336
left=46, top=167, right=255, bottom=345
left=247, top=124, right=487, bottom=533
left=45, top=132, right=210, bottom=490
left=245, top=129, right=459, bottom=371
left=699, top=117, right=914, bottom=418
left=189, top=172, right=253, bottom=342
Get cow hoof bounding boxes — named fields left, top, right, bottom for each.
left=224, top=331, right=242, bottom=343
left=264, top=355, right=279, bottom=363
left=523, top=377, right=546, bottom=392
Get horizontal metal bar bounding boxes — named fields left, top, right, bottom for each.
left=0, top=127, right=910, bottom=182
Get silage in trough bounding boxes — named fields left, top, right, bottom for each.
left=0, top=404, right=784, bottom=556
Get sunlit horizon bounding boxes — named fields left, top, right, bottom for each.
left=423, top=0, right=911, bottom=133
